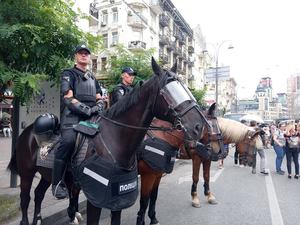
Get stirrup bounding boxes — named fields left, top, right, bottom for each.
left=52, top=181, right=68, bottom=199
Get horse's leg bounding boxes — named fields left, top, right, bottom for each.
left=191, top=154, right=201, bottom=208
left=65, top=175, right=82, bottom=225
left=86, top=200, right=102, bottom=225
left=32, top=177, right=50, bottom=225
left=111, top=210, right=122, bottom=225
left=203, top=160, right=217, bottom=205
left=19, top=173, right=35, bottom=225
left=137, top=163, right=157, bottom=225
left=72, top=186, right=83, bottom=223
left=148, top=175, right=162, bottom=225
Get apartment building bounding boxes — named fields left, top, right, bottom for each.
left=73, top=0, right=199, bottom=86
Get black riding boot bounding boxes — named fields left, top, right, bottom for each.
left=52, top=159, right=68, bottom=199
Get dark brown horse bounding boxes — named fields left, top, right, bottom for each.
left=190, top=117, right=264, bottom=208
left=8, top=58, right=210, bottom=225
left=135, top=116, right=263, bottom=225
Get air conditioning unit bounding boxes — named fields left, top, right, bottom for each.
left=110, top=0, right=115, bottom=3
left=101, top=21, right=107, bottom=26
left=127, top=11, right=132, bottom=16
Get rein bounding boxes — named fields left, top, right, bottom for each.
left=99, top=114, right=176, bottom=132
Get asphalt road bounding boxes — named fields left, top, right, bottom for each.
left=2, top=137, right=300, bottom=225
left=80, top=148, right=300, bottom=225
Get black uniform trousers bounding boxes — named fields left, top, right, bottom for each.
left=55, top=128, right=77, bottom=161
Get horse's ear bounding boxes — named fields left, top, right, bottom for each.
left=208, top=103, right=216, bottom=116
left=139, top=80, right=144, bottom=87
left=170, top=61, right=177, bottom=73
left=151, top=57, right=163, bottom=76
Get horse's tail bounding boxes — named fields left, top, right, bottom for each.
left=7, top=145, right=18, bottom=175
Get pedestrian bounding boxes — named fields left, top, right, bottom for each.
left=218, top=144, right=229, bottom=169
left=285, top=122, right=299, bottom=179
left=234, top=119, right=247, bottom=167
left=272, top=122, right=287, bottom=175
left=2, top=117, right=12, bottom=137
left=52, top=44, right=105, bottom=199
left=250, top=120, right=269, bottom=175
left=110, top=67, right=135, bottom=106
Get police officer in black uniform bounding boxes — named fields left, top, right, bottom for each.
left=52, top=44, right=104, bottom=199
left=110, top=67, right=135, bottom=105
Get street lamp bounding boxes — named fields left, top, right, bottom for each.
left=204, top=41, right=233, bottom=112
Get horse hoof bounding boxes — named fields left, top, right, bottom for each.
left=75, top=212, right=83, bottom=222
left=207, top=194, right=218, bottom=205
left=192, top=201, right=201, bottom=208
left=208, top=198, right=218, bottom=205
left=69, top=217, right=79, bottom=225
left=192, top=196, right=201, bottom=208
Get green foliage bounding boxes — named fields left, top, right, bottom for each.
left=105, top=45, right=156, bottom=91
left=0, top=0, right=102, bottom=105
left=191, top=88, right=207, bottom=108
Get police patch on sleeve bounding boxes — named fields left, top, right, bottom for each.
left=118, top=89, right=125, bottom=95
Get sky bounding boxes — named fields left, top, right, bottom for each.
left=172, top=0, right=300, bottom=99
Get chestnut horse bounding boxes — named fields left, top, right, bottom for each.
left=190, top=117, right=264, bottom=208
left=7, top=58, right=209, bottom=225
left=135, top=117, right=263, bottom=225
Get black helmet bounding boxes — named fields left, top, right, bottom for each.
left=33, top=113, right=59, bottom=135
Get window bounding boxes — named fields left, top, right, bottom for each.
left=112, top=8, right=118, bottom=23
left=102, top=33, right=108, bottom=48
left=112, top=31, right=118, bottom=45
left=102, top=10, right=108, bottom=24
left=92, top=59, right=97, bottom=74
left=101, top=57, right=107, bottom=71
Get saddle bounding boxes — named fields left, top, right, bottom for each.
left=35, top=120, right=100, bottom=169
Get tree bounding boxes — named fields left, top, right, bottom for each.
left=191, top=88, right=207, bottom=108
left=0, top=0, right=102, bottom=105
left=104, top=45, right=156, bottom=91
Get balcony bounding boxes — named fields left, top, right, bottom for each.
left=159, top=34, right=170, bottom=46
left=178, top=35, right=186, bottom=45
left=167, top=42, right=176, bottom=51
left=89, top=3, right=99, bottom=26
left=128, top=40, right=146, bottom=50
left=159, top=15, right=170, bottom=27
left=188, top=45, right=194, bottom=54
left=149, top=0, right=161, bottom=14
left=187, top=59, right=194, bottom=67
left=127, top=14, right=147, bottom=28
left=159, top=52, right=169, bottom=65
left=178, top=49, right=183, bottom=59
left=188, top=73, right=195, bottom=81
left=173, top=46, right=180, bottom=56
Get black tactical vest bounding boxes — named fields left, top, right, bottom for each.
left=73, top=69, right=97, bottom=107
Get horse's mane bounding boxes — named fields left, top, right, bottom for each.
left=217, top=117, right=253, bottom=143
left=105, top=75, right=158, bottom=118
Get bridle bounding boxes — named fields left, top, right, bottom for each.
left=99, top=70, right=210, bottom=136
left=204, top=115, right=227, bottom=161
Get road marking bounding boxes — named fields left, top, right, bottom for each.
left=178, top=168, right=224, bottom=184
left=265, top=169, right=284, bottom=225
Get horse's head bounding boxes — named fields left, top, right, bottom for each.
left=199, top=103, right=227, bottom=161
left=236, top=129, right=264, bottom=167
left=150, top=57, right=206, bottom=142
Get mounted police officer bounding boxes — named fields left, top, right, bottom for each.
left=110, top=67, right=135, bottom=105
left=52, top=44, right=104, bottom=199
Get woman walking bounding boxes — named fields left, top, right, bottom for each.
left=272, top=123, right=287, bottom=175
left=285, top=123, right=299, bottom=179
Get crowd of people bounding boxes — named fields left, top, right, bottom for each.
left=231, top=119, right=300, bottom=179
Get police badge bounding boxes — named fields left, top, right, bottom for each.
left=119, top=89, right=125, bottom=95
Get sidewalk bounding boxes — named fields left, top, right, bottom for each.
left=0, top=137, right=89, bottom=225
